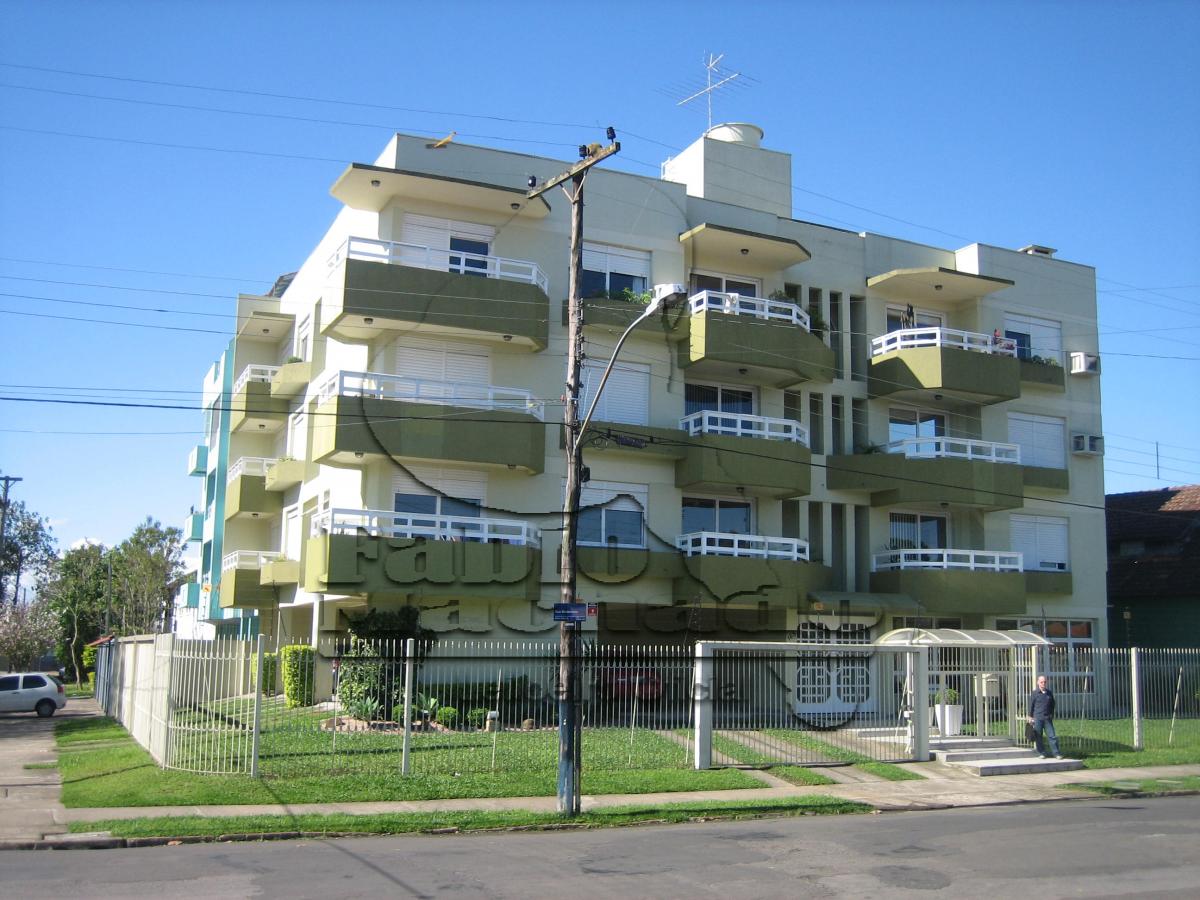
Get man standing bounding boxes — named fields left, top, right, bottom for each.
left=1028, top=674, right=1063, bottom=759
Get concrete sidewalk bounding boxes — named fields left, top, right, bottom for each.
left=5, top=698, right=1198, bottom=842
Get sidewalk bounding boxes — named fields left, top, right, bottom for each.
left=5, top=698, right=1199, bottom=844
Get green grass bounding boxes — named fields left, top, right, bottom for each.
left=762, top=729, right=925, bottom=781
left=1053, top=718, right=1200, bottom=768
left=64, top=684, right=94, bottom=699
left=55, top=717, right=763, bottom=809
left=703, top=732, right=835, bottom=786
left=23, top=762, right=57, bottom=770
left=1062, top=775, right=1200, bottom=797
left=70, top=796, right=872, bottom=839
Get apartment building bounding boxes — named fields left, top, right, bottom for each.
left=179, top=123, right=1107, bottom=704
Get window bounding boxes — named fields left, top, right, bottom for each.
left=579, top=482, right=646, bottom=548
left=393, top=467, right=486, bottom=524
left=889, top=512, right=948, bottom=549
left=682, top=496, right=753, bottom=535
left=582, top=243, right=650, bottom=298
left=1010, top=514, right=1069, bottom=571
left=287, top=411, right=308, bottom=460
left=997, top=618, right=1094, bottom=693
left=295, top=314, right=311, bottom=362
left=888, top=407, right=946, bottom=443
left=22, top=675, right=46, bottom=689
left=1004, top=313, right=1062, bottom=364
left=0, top=676, right=18, bottom=692
left=401, top=214, right=496, bottom=276
left=887, top=307, right=943, bottom=331
left=581, top=360, right=649, bottom=425
left=685, top=383, right=755, bottom=416
left=393, top=337, right=490, bottom=388
left=449, top=236, right=489, bottom=277
left=892, top=617, right=962, bottom=630
left=1008, top=412, right=1066, bottom=469
left=691, top=272, right=759, bottom=297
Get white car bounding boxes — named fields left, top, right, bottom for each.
left=0, top=672, right=67, bottom=717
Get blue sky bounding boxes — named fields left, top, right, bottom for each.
left=2, top=0, right=1198, bottom=552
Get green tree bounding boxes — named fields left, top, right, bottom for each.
left=0, top=499, right=57, bottom=606
left=43, top=542, right=108, bottom=684
left=111, top=518, right=186, bottom=635
left=0, top=597, right=60, bottom=671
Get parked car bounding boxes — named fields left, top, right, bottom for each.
left=0, top=672, right=67, bottom=717
left=596, top=667, right=663, bottom=701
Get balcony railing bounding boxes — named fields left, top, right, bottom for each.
left=885, top=437, right=1021, bottom=464
left=676, top=531, right=810, bottom=562
left=327, top=236, right=549, bottom=295
left=311, top=507, right=540, bottom=547
left=226, top=457, right=278, bottom=482
left=687, top=290, right=810, bottom=329
left=871, top=327, right=1018, bottom=358
left=681, top=410, right=809, bottom=446
left=232, top=364, right=280, bottom=396
left=221, top=550, right=281, bottom=572
left=872, top=548, right=1023, bottom=572
left=317, top=370, right=545, bottom=420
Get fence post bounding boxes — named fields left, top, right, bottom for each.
left=401, top=638, right=415, bottom=776
left=693, top=642, right=713, bottom=770
left=912, top=648, right=929, bottom=761
left=1130, top=647, right=1143, bottom=751
left=250, top=634, right=264, bottom=777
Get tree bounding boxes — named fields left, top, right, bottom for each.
left=111, top=518, right=185, bottom=635
left=43, top=542, right=108, bottom=685
left=0, top=500, right=56, bottom=606
left=0, top=597, right=60, bottom=671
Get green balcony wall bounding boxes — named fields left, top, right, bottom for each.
left=265, top=458, right=308, bottom=492
left=224, top=474, right=284, bottom=520
left=1018, top=359, right=1066, bottom=391
left=1024, top=571, right=1073, bottom=595
left=1023, top=466, right=1070, bottom=492
left=679, top=312, right=836, bottom=386
left=228, top=380, right=288, bottom=433
left=869, top=347, right=1020, bottom=404
left=219, top=568, right=277, bottom=610
left=672, top=555, right=834, bottom=606
left=826, top=454, right=1023, bottom=510
left=870, top=569, right=1026, bottom=615
left=313, top=396, right=545, bottom=473
left=676, top=433, right=812, bottom=498
left=271, top=361, right=313, bottom=399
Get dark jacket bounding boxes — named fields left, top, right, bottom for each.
left=1029, top=687, right=1056, bottom=720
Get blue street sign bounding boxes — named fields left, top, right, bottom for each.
left=553, top=602, right=588, bottom=622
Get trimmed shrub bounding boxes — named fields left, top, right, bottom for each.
left=253, top=652, right=279, bottom=696
left=81, top=645, right=98, bottom=674
left=436, top=706, right=458, bottom=728
left=279, top=645, right=314, bottom=708
left=466, top=707, right=489, bottom=729
left=337, top=639, right=400, bottom=719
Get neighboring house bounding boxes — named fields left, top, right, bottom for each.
left=1106, top=485, right=1200, bottom=648
left=178, top=123, right=1107, bottom=708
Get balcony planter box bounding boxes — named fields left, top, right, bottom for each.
left=1019, top=359, right=1066, bottom=391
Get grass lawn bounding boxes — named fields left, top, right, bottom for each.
left=64, top=683, right=94, bottom=699
left=1054, top=718, right=1200, bottom=769
left=70, top=796, right=872, bottom=839
left=760, top=730, right=924, bottom=781
left=55, top=717, right=764, bottom=809
left=1062, top=775, right=1200, bottom=797
left=705, top=732, right=836, bottom=787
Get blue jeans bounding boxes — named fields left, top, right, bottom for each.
left=1032, top=717, right=1060, bottom=756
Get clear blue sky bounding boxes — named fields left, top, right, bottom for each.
left=2, top=0, right=1198, bottom=552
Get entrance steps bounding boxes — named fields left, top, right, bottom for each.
left=931, top=737, right=1084, bottom=776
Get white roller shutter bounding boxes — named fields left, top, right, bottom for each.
left=401, top=214, right=495, bottom=251
left=582, top=242, right=651, bottom=280
left=1005, top=313, right=1063, bottom=364
left=392, top=336, right=491, bottom=399
left=1008, top=412, right=1066, bottom=469
left=580, top=481, right=648, bottom=511
left=393, top=466, right=487, bottom=505
left=581, top=360, right=649, bottom=425
left=1011, top=514, right=1069, bottom=571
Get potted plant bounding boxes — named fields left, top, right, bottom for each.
left=931, top=687, right=963, bottom=736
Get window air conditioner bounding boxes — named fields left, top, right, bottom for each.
left=1071, top=433, right=1104, bottom=456
left=1069, top=351, right=1100, bottom=375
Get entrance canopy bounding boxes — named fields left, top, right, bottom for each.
left=875, top=628, right=1051, bottom=647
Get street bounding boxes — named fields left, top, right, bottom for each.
left=3, top=795, right=1198, bottom=899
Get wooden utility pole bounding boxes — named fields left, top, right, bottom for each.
left=528, top=136, right=620, bottom=816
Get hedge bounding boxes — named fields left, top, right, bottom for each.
left=253, top=651, right=279, bottom=697
left=279, top=645, right=314, bottom=708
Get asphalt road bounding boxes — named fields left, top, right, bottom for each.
left=4, top=795, right=1198, bottom=899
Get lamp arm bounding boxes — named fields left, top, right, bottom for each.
left=574, top=300, right=661, bottom=452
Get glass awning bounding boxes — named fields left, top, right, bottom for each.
left=875, top=627, right=1051, bottom=647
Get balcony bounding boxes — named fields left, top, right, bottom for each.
left=229, top=365, right=288, bottom=434
left=672, top=532, right=832, bottom=605
left=224, top=457, right=284, bottom=521
left=827, top=437, right=1024, bottom=510
left=187, top=444, right=207, bottom=476
left=311, top=370, right=546, bottom=473
left=678, top=291, right=835, bottom=387
left=271, top=360, right=313, bottom=399
left=868, top=327, right=1020, bottom=405
left=183, top=511, right=203, bottom=543
left=677, top=411, right=811, bottom=497
left=219, top=551, right=283, bottom=609
left=265, top=457, right=306, bottom=492
left=681, top=410, right=808, bottom=445
left=869, top=549, right=1025, bottom=615
left=304, top=507, right=540, bottom=602
left=1019, top=358, right=1066, bottom=392
left=322, top=238, right=550, bottom=350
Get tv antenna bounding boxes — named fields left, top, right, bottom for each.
left=677, top=53, right=744, bottom=132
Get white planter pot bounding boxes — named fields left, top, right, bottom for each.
left=931, top=704, right=964, bottom=736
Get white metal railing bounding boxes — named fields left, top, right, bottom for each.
left=226, top=457, right=278, bottom=482
left=327, top=236, right=549, bottom=295
left=676, top=532, right=810, bottom=562
left=871, top=327, right=1018, bottom=358
left=885, top=437, right=1021, bottom=464
left=681, top=410, right=809, bottom=446
left=687, top=290, right=810, bottom=329
left=232, top=365, right=280, bottom=396
left=316, top=370, right=545, bottom=420
left=221, top=550, right=282, bottom=572
left=871, top=549, right=1023, bottom=572
left=311, top=507, right=541, bottom=547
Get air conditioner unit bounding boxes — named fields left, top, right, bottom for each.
left=1069, top=351, right=1100, bottom=375
left=1071, top=433, right=1104, bottom=456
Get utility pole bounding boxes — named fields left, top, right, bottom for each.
left=528, top=132, right=620, bottom=816
left=0, top=475, right=23, bottom=606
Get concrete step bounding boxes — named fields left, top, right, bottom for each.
left=953, top=756, right=1085, bottom=776
left=935, top=746, right=1042, bottom=763
left=929, top=737, right=1015, bottom=751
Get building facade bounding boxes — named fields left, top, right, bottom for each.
left=178, top=124, right=1108, bottom=703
